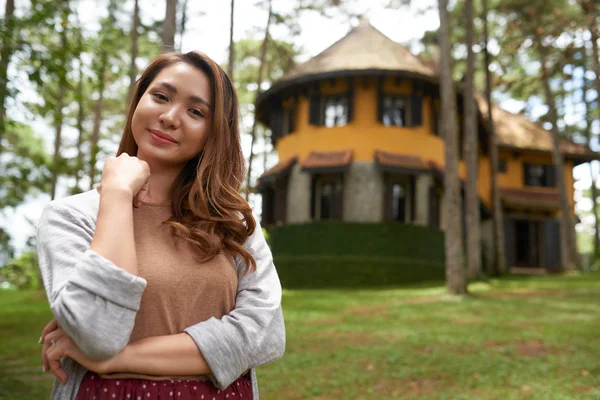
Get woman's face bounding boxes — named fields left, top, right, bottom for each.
left=132, top=62, right=213, bottom=169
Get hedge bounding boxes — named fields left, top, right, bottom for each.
left=267, top=222, right=446, bottom=288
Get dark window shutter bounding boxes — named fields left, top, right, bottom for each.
left=523, top=163, right=531, bottom=186
left=410, top=94, right=423, bottom=126
left=543, top=219, right=561, bottom=270
left=546, top=165, right=556, bottom=187
left=346, top=89, right=354, bottom=122
left=504, top=217, right=514, bottom=269
left=270, top=108, right=280, bottom=139
left=288, top=107, right=295, bottom=133
left=377, top=88, right=384, bottom=123
left=271, top=108, right=284, bottom=138
left=309, top=93, right=321, bottom=126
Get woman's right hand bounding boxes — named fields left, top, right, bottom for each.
left=98, top=154, right=151, bottom=207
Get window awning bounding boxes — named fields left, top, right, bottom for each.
left=374, top=150, right=430, bottom=174
left=500, top=188, right=560, bottom=210
left=300, top=150, right=354, bottom=173
left=257, top=156, right=298, bottom=191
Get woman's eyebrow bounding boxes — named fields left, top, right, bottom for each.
left=156, top=81, right=211, bottom=108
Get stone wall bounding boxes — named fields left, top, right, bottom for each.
left=286, top=164, right=312, bottom=223
left=342, top=162, right=385, bottom=222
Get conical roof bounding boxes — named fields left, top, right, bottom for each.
left=280, top=17, right=437, bottom=82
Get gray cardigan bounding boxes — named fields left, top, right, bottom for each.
left=36, top=189, right=285, bottom=400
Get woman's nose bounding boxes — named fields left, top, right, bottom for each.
left=159, top=106, right=181, bottom=128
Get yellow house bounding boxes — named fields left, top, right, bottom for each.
left=255, top=19, right=598, bottom=272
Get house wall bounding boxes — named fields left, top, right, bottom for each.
left=274, top=75, right=578, bottom=219
left=470, top=150, right=576, bottom=215
left=276, top=76, right=446, bottom=168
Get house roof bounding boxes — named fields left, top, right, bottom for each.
left=500, top=188, right=560, bottom=210
left=300, top=150, right=354, bottom=173
left=475, top=96, right=596, bottom=162
left=374, top=150, right=430, bottom=174
left=279, top=17, right=437, bottom=83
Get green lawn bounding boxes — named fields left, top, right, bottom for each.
left=1, top=273, right=600, bottom=399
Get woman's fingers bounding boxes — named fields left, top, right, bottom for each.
left=40, top=319, right=59, bottom=372
left=44, top=330, right=68, bottom=384
left=40, top=318, right=58, bottom=343
left=133, top=181, right=149, bottom=208
left=47, top=343, right=68, bottom=385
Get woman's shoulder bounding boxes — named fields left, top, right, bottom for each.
left=42, top=189, right=100, bottom=223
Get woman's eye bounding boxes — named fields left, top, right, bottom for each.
left=189, top=109, right=204, bottom=118
left=152, top=93, right=168, bottom=101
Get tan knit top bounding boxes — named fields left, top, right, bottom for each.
left=130, top=202, right=238, bottom=342
left=100, top=203, right=238, bottom=381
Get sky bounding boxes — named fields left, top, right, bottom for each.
left=0, top=0, right=597, bottom=253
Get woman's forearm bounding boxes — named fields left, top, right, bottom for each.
left=106, top=333, right=211, bottom=376
left=91, top=188, right=138, bottom=275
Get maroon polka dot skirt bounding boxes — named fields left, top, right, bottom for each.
left=75, top=372, right=253, bottom=400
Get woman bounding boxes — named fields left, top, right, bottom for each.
left=36, top=51, right=285, bottom=400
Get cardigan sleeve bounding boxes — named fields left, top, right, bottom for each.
left=184, top=220, right=286, bottom=389
left=37, top=201, right=147, bottom=360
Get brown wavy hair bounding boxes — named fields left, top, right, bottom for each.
left=117, top=51, right=257, bottom=273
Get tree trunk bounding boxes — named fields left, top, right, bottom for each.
left=582, top=46, right=599, bottom=260
left=587, top=5, right=600, bottom=260
left=128, top=0, right=140, bottom=101
left=0, top=0, right=16, bottom=155
left=534, top=32, right=577, bottom=270
left=463, top=0, right=480, bottom=281
left=178, top=0, right=188, bottom=51
left=438, top=0, right=466, bottom=294
left=263, top=127, right=269, bottom=172
left=482, top=0, right=505, bottom=275
left=244, top=0, right=273, bottom=201
left=74, top=34, right=85, bottom=193
left=228, top=0, right=235, bottom=80
left=50, top=1, right=70, bottom=200
left=163, top=0, right=178, bottom=51
left=89, top=52, right=107, bottom=189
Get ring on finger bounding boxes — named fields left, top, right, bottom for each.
left=51, top=339, right=57, bottom=348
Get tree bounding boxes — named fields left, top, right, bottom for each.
left=439, top=0, right=467, bottom=294
left=49, top=0, right=71, bottom=200
left=0, top=0, right=15, bottom=155
left=228, top=0, right=235, bottom=80
left=163, top=0, right=178, bottom=51
left=129, top=0, right=140, bottom=101
left=482, top=0, right=505, bottom=275
left=463, top=0, right=480, bottom=281
left=529, top=5, right=579, bottom=269
left=244, top=0, right=273, bottom=200
left=582, top=0, right=600, bottom=259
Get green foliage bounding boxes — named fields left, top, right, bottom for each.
left=268, top=222, right=446, bottom=288
left=0, top=251, right=40, bottom=289
left=0, top=120, right=51, bottom=208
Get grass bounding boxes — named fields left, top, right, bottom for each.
left=2, top=273, right=600, bottom=399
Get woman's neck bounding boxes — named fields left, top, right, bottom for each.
left=142, top=162, right=183, bottom=205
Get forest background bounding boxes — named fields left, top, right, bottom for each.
left=1, top=0, right=600, bottom=289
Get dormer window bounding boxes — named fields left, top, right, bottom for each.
left=382, top=96, right=409, bottom=127
left=323, top=96, right=349, bottom=127
left=524, top=163, right=556, bottom=187
left=378, top=92, right=423, bottom=128
left=309, top=90, right=354, bottom=127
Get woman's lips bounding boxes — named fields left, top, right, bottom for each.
left=149, top=129, right=177, bottom=144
